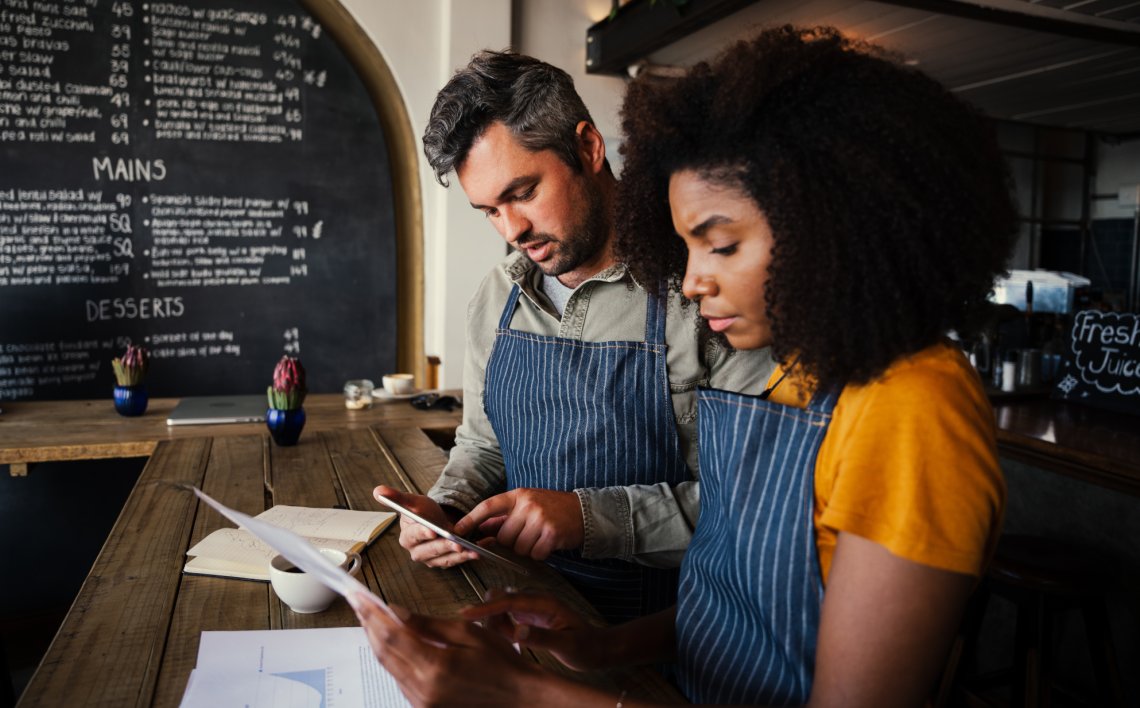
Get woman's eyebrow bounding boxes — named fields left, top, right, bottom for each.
left=690, top=214, right=732, bottom=237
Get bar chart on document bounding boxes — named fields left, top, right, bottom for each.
left=179, top=627, right=411, bottom=707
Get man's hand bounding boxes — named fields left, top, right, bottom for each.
left=373, top=485, right=479, bottom=568
left=454, top=488, right=584, bottom=560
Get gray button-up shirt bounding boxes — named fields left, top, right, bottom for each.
left=429, top=252, right=776, bottom=568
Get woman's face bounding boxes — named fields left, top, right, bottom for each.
left=669, top=169, right=775, bottom=351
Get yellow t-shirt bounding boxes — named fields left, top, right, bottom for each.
left=766, top=342, right=1005, bottom=583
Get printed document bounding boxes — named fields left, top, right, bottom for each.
left=179, top=626, right=410, bottom=708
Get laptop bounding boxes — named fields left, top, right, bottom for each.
left=166, top=395, right=268, bottom=426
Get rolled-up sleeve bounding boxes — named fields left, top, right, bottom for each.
left=577, top=480, right=701, bottom=568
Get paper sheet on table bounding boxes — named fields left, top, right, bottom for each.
left=189, top=486, right=386, bottom=611
left=179, top=627, right=410, bottom=708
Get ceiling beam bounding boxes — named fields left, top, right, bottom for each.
left=585, top=0, right=759, bottom=76
left=880, top=1, right=1140, bottom=47
left=585, top=0, right=1140, bottom=77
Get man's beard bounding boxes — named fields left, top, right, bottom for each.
left=521, top=179, right=609, bottom=277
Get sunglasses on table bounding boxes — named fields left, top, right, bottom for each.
left=410, top=393, right=462, bottom=411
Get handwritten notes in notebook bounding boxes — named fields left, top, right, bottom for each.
left=184, top=505, right=395, bottom=581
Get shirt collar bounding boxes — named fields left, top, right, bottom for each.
left=503, top=251, right=632, bottom=288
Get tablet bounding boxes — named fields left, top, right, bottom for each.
left=374, top=495, right=529, bottom=576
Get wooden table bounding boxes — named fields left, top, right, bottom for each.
left=0, top=393, right=462, bottom=476
left=11, top=398, right=682, bottom=706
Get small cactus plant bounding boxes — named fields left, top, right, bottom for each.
left=267, top=355, right=307, bottom=410
left=111, top=345, right=149, bottom=386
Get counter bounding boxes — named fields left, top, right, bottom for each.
left=5, top=396, right=681, bottom=706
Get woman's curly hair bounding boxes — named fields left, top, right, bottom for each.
left=615, top=26, right=1018, bottom=389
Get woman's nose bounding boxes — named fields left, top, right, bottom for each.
left=682, top=270, right=717, bottom=301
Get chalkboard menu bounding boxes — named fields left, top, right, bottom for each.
left=0, top=0, right=397, bottom=400
left=1052, top=310, right=1140, bottom=416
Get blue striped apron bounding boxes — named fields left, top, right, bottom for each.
left=483, top=285, right=690, bottom=624
left=676, top=385, right=838, bottom=705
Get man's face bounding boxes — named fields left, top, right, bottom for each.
left=456, top=122, right=609, bottom=286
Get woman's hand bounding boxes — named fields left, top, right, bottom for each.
left=354, top=595, right=542, bottom=706
left=460, top=588, right=606, bottom=671
left=353, top=594, right=617, bottom=708
left=461, top=590, right=678, bottom=672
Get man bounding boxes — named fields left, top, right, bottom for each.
left=375, top=50, right=772, bottom=623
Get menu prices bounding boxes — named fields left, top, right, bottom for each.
left=0, top=327, right=245, bottom=398
left=0, top=188, right=316, bottom=288
left=1, top=339, right=105, bottom=399
left=0, top=187, right=121, bottom=286
left=147, top=4, right=322, bottom=144
left=145, top=192, right=315, bottom=288
left=0, top=0, right=318, bottom=145
left=0, top=0, right=398, bottom=401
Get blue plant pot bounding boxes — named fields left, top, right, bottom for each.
left=266, top=407, right=306, bottom=446
left=113, top=384, right=148, bottom=417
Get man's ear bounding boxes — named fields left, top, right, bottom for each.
left=575, top=121, right=607, bottom=175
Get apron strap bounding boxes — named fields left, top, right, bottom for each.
left=806, top=385, right=841, bottom=414
left=645, top=286, right=668, bottom=345
left=497, top=284, right=523, bottom=330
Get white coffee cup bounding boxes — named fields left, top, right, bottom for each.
left=268, top=548, right=361, bottom=614
left=382, top=373, right=416, bottom=396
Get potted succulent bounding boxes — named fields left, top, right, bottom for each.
left=111, top=344, right=150, bottom=416
left=266, top=355, right=307, bottom=446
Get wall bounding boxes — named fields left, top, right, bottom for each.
left=996, top=123, right=1041, bottom=270
left=336, top=0, right=628, bottom=389
left=1034, top=135, right=1140, bottom=304
left=337, top=0, right=511, bottom=388
left=1095, top=140, right=1140, bottom=221
left=1091, top=139, right=1140, bottom=307
left=513, top=0, right=628, bottom=169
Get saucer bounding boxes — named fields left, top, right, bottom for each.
left=373, top=388, right=420, bottom=402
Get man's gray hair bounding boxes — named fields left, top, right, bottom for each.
left=423, top=49, right=597, bottom=186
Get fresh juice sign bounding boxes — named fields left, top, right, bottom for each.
left=1053, top=311, right=1140, bottom=414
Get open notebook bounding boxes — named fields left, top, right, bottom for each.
left=184, top=505, right=396, bottom=581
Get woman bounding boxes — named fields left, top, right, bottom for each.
left=354, top=26, right=1016, bottom=707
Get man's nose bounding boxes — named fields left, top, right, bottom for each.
left=500, top=207, right=532, bottom=245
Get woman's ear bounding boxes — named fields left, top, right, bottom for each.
left=575, top=121, right=607, bottom=175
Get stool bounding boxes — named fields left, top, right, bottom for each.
left=937, top=535, right=1125, bottom=708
